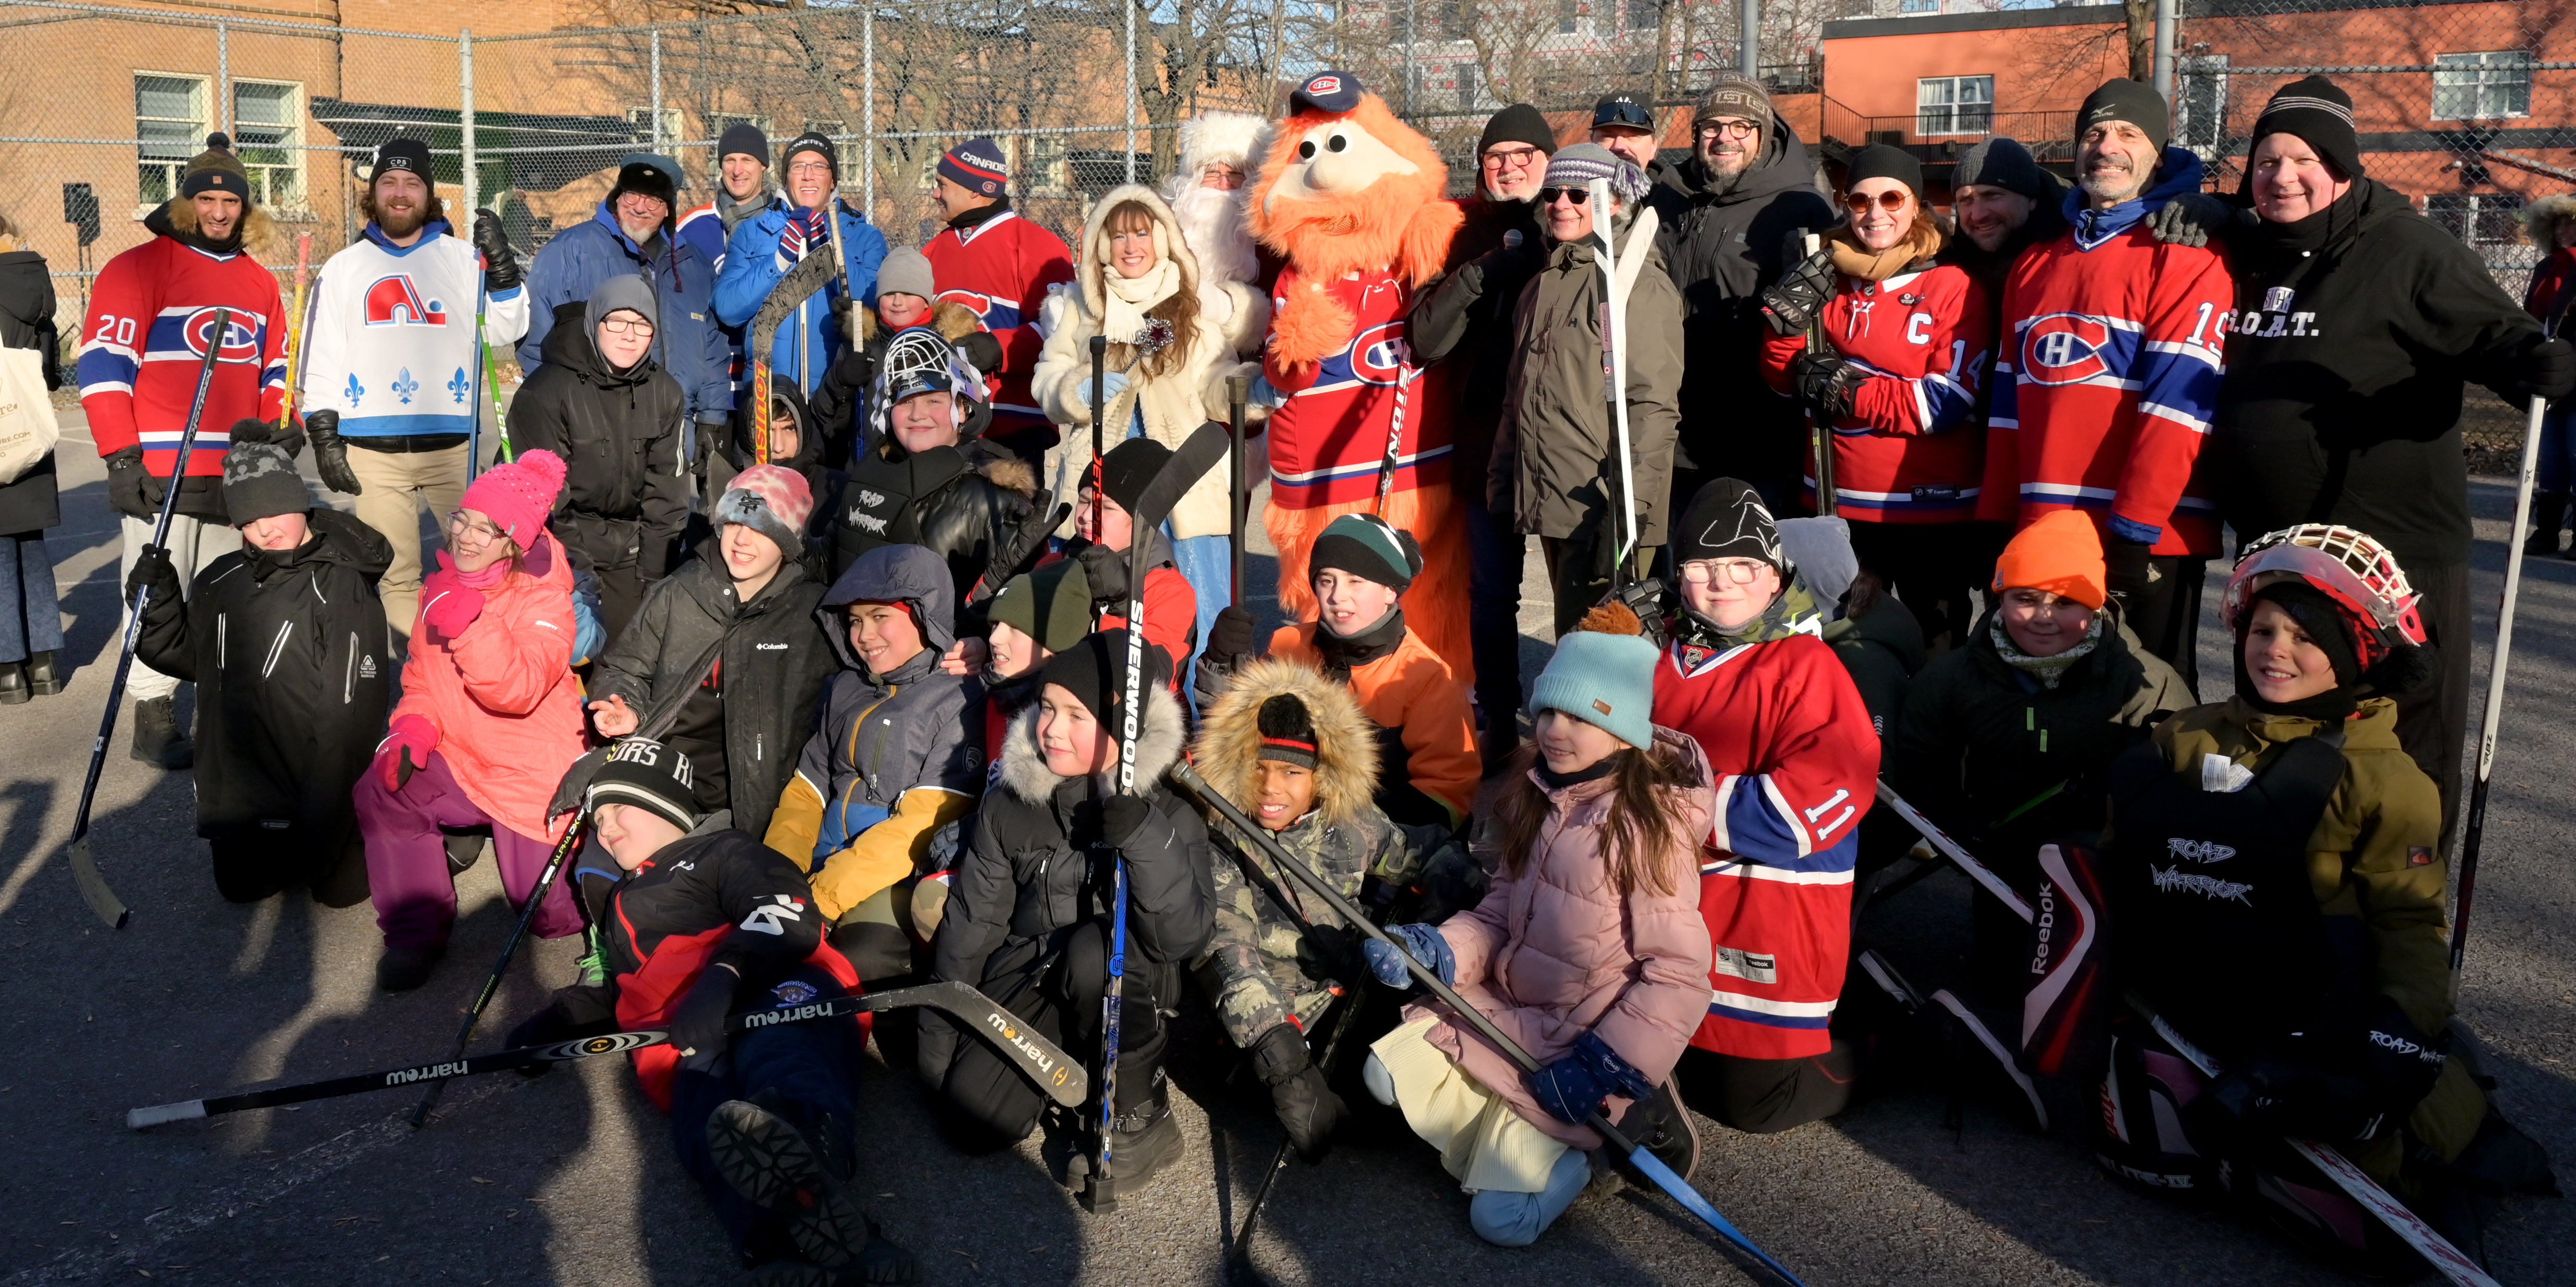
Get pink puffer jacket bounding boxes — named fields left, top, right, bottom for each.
left=389, top=533, right=588, bottom=841
left=1410, top=727, right=1716, bottom=1149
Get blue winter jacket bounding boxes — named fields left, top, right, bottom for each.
left=713, top=200, right=888, bottom=397
left=521, top=202, right=733, bottom=430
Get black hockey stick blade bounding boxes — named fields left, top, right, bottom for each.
left=748, top=250, right=841, bottom=370
left=891, top=980, right=1088, bottom=1107
left=68, top=833, right=130, bottom=930
left=1134, top=419, right=1233, bottom=534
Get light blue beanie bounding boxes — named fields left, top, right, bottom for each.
left=1529, top=629, right=1660, bottom=751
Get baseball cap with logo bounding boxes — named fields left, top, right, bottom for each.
left=1292, top=70, right=1364, bottom=116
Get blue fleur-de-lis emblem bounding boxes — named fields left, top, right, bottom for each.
left=447, top=367, right=471, bottom=403
left=393, top=367, right=420, bottom=404
left=344, top=373, right=366, bottom=404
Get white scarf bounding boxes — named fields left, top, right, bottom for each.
left=1100, top=259, right=1181, bottom=345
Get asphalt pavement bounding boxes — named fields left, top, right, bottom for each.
left=0, top=412, right=2568, bottom=1286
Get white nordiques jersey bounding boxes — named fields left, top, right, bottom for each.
left=296, top=222, right=528, bottom=439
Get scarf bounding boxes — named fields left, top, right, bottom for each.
left=1537, top=749, right=1626, bottom=792
left=1675, top=578, right=1823, bottom=654
left=1825, top=219, right=1944, bottom=282
left=1987, top=611, right=2103, bottom=690
left=1314, top=605, right=1407, bottom=681
left=2240, top=180, right=2371, bottom=278
left=449, top=550, right=511, bottom=590
left=1101, top=258, right=1182, bottom=348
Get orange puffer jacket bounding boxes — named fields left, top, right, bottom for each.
left=1408, top=728, right=1717, bottom=1149
left=1269, top=621, right=1479, bottom=828
left=389, top=532, right=590, bottom=841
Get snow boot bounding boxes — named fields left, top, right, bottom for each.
left=375, top=943, right=444, bottom=992
left=2523, top=491, right=2568, bottom=556
left=23, top=650, right=60, bottom=696
left=0, top=662, right=26, bottom=705
left=1608, top=1074, right=1701, bottom=1187
left=1070, top=1085, right=1185, bottom=1195
left=129, top=695, right=192, bottom=769
left=708, top=1097, right=910, bottom=1278
left=574, top=922, right=610, bottom=988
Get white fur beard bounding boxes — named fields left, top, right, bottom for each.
left=1171, top=185, right=1259, bottom=288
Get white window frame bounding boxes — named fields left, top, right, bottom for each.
left=627, top=105, right=684, bottom=148
left=1917, top=75, right=1994, bottom=137
left=2433, top=51, right=2532, bottom=121
left=135, top=72, right=210, bottom=207
left=230, top=79, right=306, bottom=212
left=2177, top=54, right=2229, bottom=156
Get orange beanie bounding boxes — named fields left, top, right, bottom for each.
left=1992, top=510, right=2107, bottom=610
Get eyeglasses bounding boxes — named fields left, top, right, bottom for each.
left=1481, top=146, right=1546, bottom=170
left=1537, top=186, right=1592, bottom=206
left=1842, top=189, right=1912, bottom=214
left=446, top=511, right=503, bottom=543
left=1698, top=119, right=1760, bottom=141
left=786, top=159, right=834, bottom=176
left=599, top=316, right=657, bottom=337
left=1680, top=558, right=1770, bottom=586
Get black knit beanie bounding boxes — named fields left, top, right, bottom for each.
left=1676, top=477, right=1787, bottom=570
left=1255, top=693, right=1320, bottom=770
left=2077, top=78, right=2169, bottom=153
left=781, top=130, right=838, bottom=179
left=1478, top=103, right=1558, bottom=158
left=1040, top=627, right=1166, bottom=721
left=1844, top=144, right=1923, bottom=200
left=719, top=120, right=772, bottom=165
left=1089, top=437, right=1172, bottom=516
left=1952, top=137, right=2053, bottom=202
left=2252, top=76, right=2364, bottom=181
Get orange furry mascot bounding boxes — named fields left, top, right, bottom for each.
left=1229, top=71, right=1469, bottom=687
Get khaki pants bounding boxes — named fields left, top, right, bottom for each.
left=346, top=443, right=468, bottom=638
left=118, top=512, right=240, bottom=703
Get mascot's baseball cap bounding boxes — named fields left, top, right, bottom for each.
left=1291, top=70, right=1364, bottom=115
left=938, top=138, right=1009, bottom=197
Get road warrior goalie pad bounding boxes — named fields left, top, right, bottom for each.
left=2023, top=840, right=2110, bottom=1080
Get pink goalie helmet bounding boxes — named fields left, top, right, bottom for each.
left=2222, top=524, right=2427, bottom=667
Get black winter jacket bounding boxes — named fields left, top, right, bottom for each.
left=589, top=552, right=838, bottom=840
left=716, top=380, right=836, bottom=578
left=921, top=684, right=1212, bottom=1075
left=513, top=300, right=693, bottom=578
left=825, top=437, right=1041, bottom=611
left=133, top=509, right=393, bottom=837
left=1412, top=195, right=1546, bottom=509
left=0, top=248, right=62, bottom=535
left=2211, top=178, right=2544, bottom=570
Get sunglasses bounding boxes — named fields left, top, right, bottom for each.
left=1538, top=186, right=1592, bottom=206
left=1594, top=100, right=1655, bottom=130
left=1842, top=189, right=1912, bottom=213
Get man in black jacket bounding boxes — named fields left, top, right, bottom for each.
left=511, top=274, right=694, bottom=649
left=1647, top=73, right=1838, bottom=520
left=505, top=740, right=918, bottom=1282
left=129, top=440, right=392, bottom=903
left=2207, top=76, right=2576, bottom=834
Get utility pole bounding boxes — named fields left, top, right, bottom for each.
left=1740, top=0, right=1759, bottom=79
left=2152, top=0, right=2178, bottom=103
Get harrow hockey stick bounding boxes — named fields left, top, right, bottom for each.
left=278, top=233, right=312, bottom=437
left=2452, top=388, right=2551, bottom=993
left=131, top=981, right=1086, bottom=1130
left=67, top=307, right=231, bottom=930
left=1172, top=761, right=1807, bottom=1286
left=2123, top=992, right=2501, bottom=1287
left=408, top=813, right=588, bottom=1128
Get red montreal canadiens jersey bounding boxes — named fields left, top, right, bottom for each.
left=1759, top=263, right=1991, bottom=523
left=922, top=208, right=1074, bottom=436
left=1261, top=267, right=1457, bottom=509
left=76, top=235, right=287, bottom=477
left=1652, top=631, right=1880, bottom=1059
left=1981, top=225, right=2232, bottom=555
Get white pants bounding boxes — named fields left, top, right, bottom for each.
left=118, top=511, right=240, bottom=703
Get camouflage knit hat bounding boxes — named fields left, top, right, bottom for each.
left=221, top=439, right=309, bottom=526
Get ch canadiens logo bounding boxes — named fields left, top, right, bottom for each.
left=1306, top=75, right=1342, bottom=96
left=363, top=275, right=449, bottom=327
left=2021, top=313, right=2114, bottom=385
left=1348, top=320, right=1411, bottom=386
left=184, top=308, right=261, bottom=361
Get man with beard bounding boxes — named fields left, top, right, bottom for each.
left=1646, top=73, right=1838, bottom=521
left=1164, top=110, right=1270, bottom=305
left=295, top=138, right=529, bottom=638
left=1936, top=138, right=2065, bottom=313
left=1980, top=79, right=2232, bottom=688
left=1408, top=103, right=1556, bottom=770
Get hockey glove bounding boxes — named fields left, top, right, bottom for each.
left=473, top=208, right=523, bottom=292
left=2143, top=192, right=2249, bottom=250
left=304, top=410, right=363, bottom=494
left=1291, top=921, right=1371, bottom=990
left=1254, top=1024, right=1346, bottom=1163
left=419, top=566, right=487, bottom=639
left=375, top=714, right=439, bottom=792
left=672, top=962, right=742, bottom=1072
left=1203, top=604, right=1258, bottom=670
left=1789, top=351, right=1863, bottom=420
left=2356, top=997, right=2450, bottom=1126
left=1361, top=922, right=1455, bottom=991
left=1098, top=795, right=1156, bottom=847
left=1759, top=248, right=1838, bottom=337
left=103, top=444, right=161, bottom=516
left=2103, top=536, right=2156, bottom=610
left=2506, top=333, right=2576, bottom=403
left=1530, top=1030, right=1656, bottom=1126
left=123, top=546, right=182, bottom=608
left=955, top=331, right=1004, bottom=380
left=1073, top=538, right=1131, bottom=603
left=2202, top=1037, right=2381, bottom=1144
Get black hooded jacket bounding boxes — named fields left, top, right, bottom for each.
left=825, top=429, right=1040, bottom=610
left=1646, top=118, right=1839, bottom=479
left=1410, top=194, right=1547, bottom=508
left=512, top=299, right=693, bottom=578
left=133, top=508, right=393, bottom=837
left=2211, top=178, right=2544, bottom=570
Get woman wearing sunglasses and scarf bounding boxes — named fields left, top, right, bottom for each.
left=1757, top=144, right=1996, bottom=650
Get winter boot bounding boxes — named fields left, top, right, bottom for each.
left=574, top=922, right=610, bottom=988
left=2524, top=491, right=2569, bottom=555
left=1069, top=1085, right=1186, bottom=1196
left=375, top=943, right=445, bottom=992
left=444, top=830, right=487, bottom=874
left=128, top=695, right=192, bottom=769
left=23, top=650, right=60, bottom=696
left=707, top=1097, right=910, bottom=1277
left=1609, top=1074, right=1702, bottom=1186
left=0, top=662, right=26, bottom=705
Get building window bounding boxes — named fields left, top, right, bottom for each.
left=1457, top=61, right=1480, bottom=111
left=1557, top=0, right=1581, bottom=35
left=232, top=81, right=303, bottom=210
left=2433, top=51, right=2532, bottom=120
left=1026, top=133, right=1066, bottom=193
left=2425, top=192, right=2525, bottom=250
left=136, top=73, right=208, bottom=205
left=1917, top=75, right=1993, bottom=137
left=2178, top=55, right=2228, bottom=153
left=627, top=105, right=683, bottom=148
left=1627, top=0, right=1659, bottom=30
left=1900, top=0, right=1940, bottom=14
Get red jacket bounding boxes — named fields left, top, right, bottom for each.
left=2525, top=246, right=2576, bottom=329
left=1031, top=545, right=1195, bottom=689
left=1760, top=262, right=1991, bottom=523
left=75, top=232, right=287, bottom=476
left=1651, top=629, right=1880, bottom=1059
left=1261, top=266, right=1456, bottom=510
left=923, top=206, right=1074, bottom=439
left=1980, top=172, right=2232, bottom=556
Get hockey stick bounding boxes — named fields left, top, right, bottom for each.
left=482, top=300, right=513, bottom=467
left=131, top=981, right=1087, bottom=1130
left=467, top=273, right=488, bottom=482
left=407, top=813, right=587, bottom=1128
left=66, top=307, right=232, bottom=930
left=278, top=233, right=312, bottom=437
left=1370, top=355, right=1416, bottom=517
left=1801, top=232, right=1838, bottom=519
left=2451, top=389, right=2550, bottom=993
left=2122, top=991, right=2501, bottom=1287
left=1171, top=761, right=1807, bottom=1286
left=748, top=250, right=841, bottom=466
left=1873, top=779, right=2034, bottom=921
left=1590, top=178, right=1641, bottom=587
left=1225, top=989, right=1366, bottom=1286
left=1228, top=374, right=1250, bottom=609
left=1089, top=333, right=1109, bottom=541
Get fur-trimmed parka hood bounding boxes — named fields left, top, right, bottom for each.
left=996, top=682, right=1189, bottom=805
left=147, top=196, right=288, bottom=262
left=1073, top=183, right=1202, bottom=321
left=858, top=298, right=982, bottom=345
left=2526, top=192, right=2576, bottom=255
left=1190, top=657, right=1381, bottom=827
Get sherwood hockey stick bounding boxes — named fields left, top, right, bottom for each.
left=2123, top=992, right=2501, bottom=1287
left=1171, top=760, right=1807, bottom=1286
left=408, top=813, right=588, bottom=1128
left=66, top=307, right=232, bottom=930
left=277, top=233, right=312, bottom=437
left=1589, top=178, right=1642, bottom=587
left=2451, top=389, right=2552, bottom=993
left=1228, top=374, right=1250, bottom=608
left=131, top=981, right=1086, bottom=1130
left=748, top=250, right=841, bottom=466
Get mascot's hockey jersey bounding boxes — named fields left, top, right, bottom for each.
left=1244, top=72, right=1470, bottom=684
left=1981, top=150, right=2232, bottom=556
left=1651, top=627, right=1881, bottom=1060
left=296, top=220, right=528, bottom=440
left=923, top=206, right=1074, bottom=442
left=1759, top=260, right=1991, bottom=523
left=77, top=232, right=287, bottom=477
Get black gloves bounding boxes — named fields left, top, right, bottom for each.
left=473, top=208, right=523, bottom=292
left=955, top=331, right=1004, bottom=379
left=1098, top=795, right=1154, bottom=847
left=233, top=414, right=304, bottom=461
left=1291, top=922, right=1371, bottom=990
left=1790, top=351, right=1862, bottom=419
left=104, top=444, right=159, bottom=515
left=1203, top=604, right=1258, bottom=668
left=2104, top=536, right=2156, bottom=609
left=305, top=409, right=362, bottom=494
left=2507, top=334, right=2576, bottom=403
left=1760, top=248, right=1837, bottom=337
left=1253, top=1022, right=1346, bottom=1163
left=1074, top=538, right=1131, bottom=603
left=2143, top=192, right=2249, bottom=250
left=125, top=545, right=180, bottom=605
left=671, top=962, right=742, bottom=1071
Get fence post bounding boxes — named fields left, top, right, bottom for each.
left=650, top=28, right=664, bottom=151
left=1741, top=0, right=1758, bottom=78
left=461, top=29, right=478, bottom=217
left=216, top=19, right=230, bottom=138
left=1125, top=0, right=1137, bottom=183
left=1405, top=0, right=1417, bottom=119
left=864, top=4, right=876, bottom=225
left=2151, top=0, right=2178, bottom=103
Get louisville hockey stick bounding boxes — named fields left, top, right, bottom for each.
left=1173, top=761, right=1807, bottom=1286
left=2451, top=387, right=2552, bottom=993
left=131, top=981, right=1085, bottom=1130
left=66, top=306, right=232, bottom=930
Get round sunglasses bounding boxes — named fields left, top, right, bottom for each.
left=1842, top=189, right=1913, bottom=213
